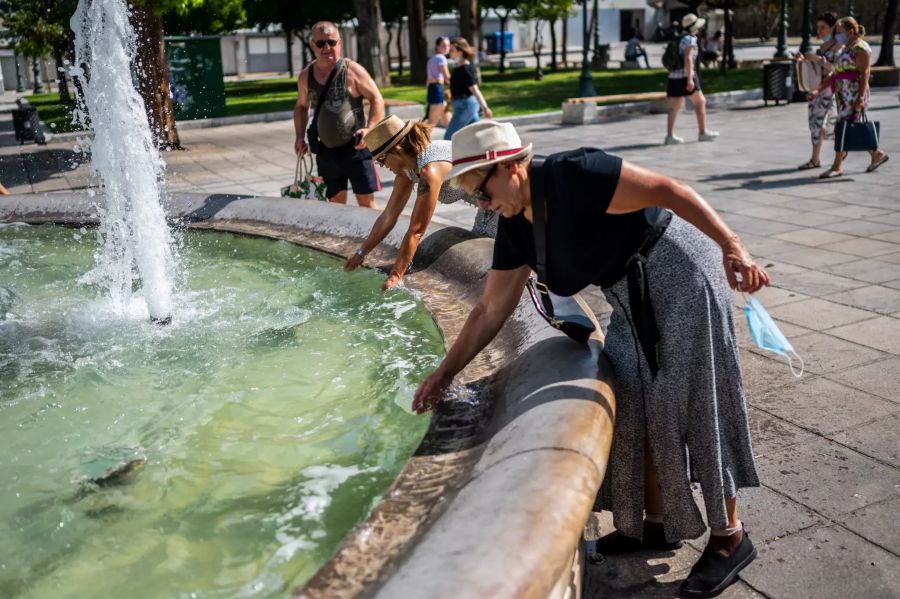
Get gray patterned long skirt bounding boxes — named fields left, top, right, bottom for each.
left=597, top=215, right=759, bottom=542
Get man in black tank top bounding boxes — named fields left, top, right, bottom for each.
left=294, top=21, right=384, bottom=208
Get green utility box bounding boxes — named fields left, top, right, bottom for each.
left=165, top=36, right=227, bottom=120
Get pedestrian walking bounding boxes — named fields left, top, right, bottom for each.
left=345, top=116, right=496, bottom=291
left=444, top=38, right=492, bottom=140
left=795, top=12, right=841, bottom=170
left=810, top=16, right=889, bottom=178
left=415, top=120, right=769, bottom=598
left=293, top=21, right=383, bottom=208
left=426, top=37, right=452, bottom=128
left=664, top=13, right=719, bottom=145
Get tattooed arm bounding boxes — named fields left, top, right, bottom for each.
left=381, top=162, right=447, bottom=291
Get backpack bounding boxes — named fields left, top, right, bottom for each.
left=662, top=34, right=685, bottom=71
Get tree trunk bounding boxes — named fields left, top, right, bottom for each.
left=129, top=0, right=179, bottom=150
left=385, top=23, right=394, bottom=75
left=397, top=20, right=405, bottom=78
left=353, top=0, right=391, bottom=86
left=458, top=0, right=480, bottom=65
left=407, top=0, right=428, bottom=85
left=498, top=12, right=509, bottom=73
left=286, top=30, right=294, bottom=77
left=550, top=19, right=558, bottom=71
left=54, top=47, right=71, bottom=104
left=875, top=0, right=898, bottom=67
left=562, top=17, right=568, bottom=66
left=533, top=21, right=544, bottom=80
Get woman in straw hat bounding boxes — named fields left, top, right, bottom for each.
left=414, top=120, right=769, bottom=597
left=345, top=115, right=497, bottom=291
left=664, top=13, right=719, bottom=145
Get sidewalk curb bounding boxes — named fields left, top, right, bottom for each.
left=42, top=87, right=765, bottom=142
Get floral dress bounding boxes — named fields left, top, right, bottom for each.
left=833, top=40, right=871, bottom=122
left=807, top=44, right=838, bottom=144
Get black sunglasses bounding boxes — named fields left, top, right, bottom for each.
left=313, top=39, right=339, bottom=49
left=470, top=164, right=497, bottom=204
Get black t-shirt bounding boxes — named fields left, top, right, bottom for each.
left=450, top=63, right=477, bottom=98
left=491, top=148, right=666, bottom=296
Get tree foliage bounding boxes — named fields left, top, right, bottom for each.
left=162, top=0, right=246, bottom=35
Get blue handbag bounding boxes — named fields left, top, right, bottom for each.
left=835, top=113, right=880, bottom=152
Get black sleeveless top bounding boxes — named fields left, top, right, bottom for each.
left=491, top=148, right=668, bottom=296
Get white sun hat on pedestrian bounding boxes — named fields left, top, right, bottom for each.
left=445, top=120, right=533, bottom=183
left=681, top=13, right=706, bottom=33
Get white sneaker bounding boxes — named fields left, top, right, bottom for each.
left=664, top=134, right=685, bottom=145
left=698, top=130, right=720, bottom=142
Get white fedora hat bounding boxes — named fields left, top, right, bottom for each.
left=681, top=13, right=706, bottom=33
left=446, top=120, right=533, bottom=181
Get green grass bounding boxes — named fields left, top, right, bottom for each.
left=32, top=66, right=763, bottom=132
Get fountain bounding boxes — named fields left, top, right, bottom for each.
left=69, top=0, right=176, bottom=323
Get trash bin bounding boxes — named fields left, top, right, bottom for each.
left=763, top=61, right=794, bottom=106
left=12, top=106, right=38, bottom=144
left=165, top=36, right=227, bottom=121
left=486, top=31, right=514, bottom=53
left=500, top=31, right=513, bottom=52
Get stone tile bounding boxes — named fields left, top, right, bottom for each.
left=768, top=264, right=867, bottom=297
left=825, top=285, right=900, bottom=316
left=787, top=331, right=890, bottom=375
left=756, top=436, right=900, bottom=519
left=740, top=524, right=900, bottom=598
left=872, top=229, right=900, bottom=244
left=768, top=298, right=877, bottom=331
left=740, top=485, right=823, bottom=544
left=827, top=316, right=900, bottom=356
left=723, top=214, right=806, bottom=237
left=774, top=210, right=846, bottom=227
left=878, top=250, right=900, bottom=265
left=883, top=279, right=900, bottom=291
left=733, top=286, right=808, bottom=309
left=867, top=212, right=900, bottom=227
left=824, top=258, right=900, bottom=284
left=771, top=228, right=856, bottom=247
left=750, top=377, right=897, bottom=435
left=780, top=198, right=845, bottom=212
left=821, top=237, right=900, bottom=257
left=826, top=356, right=900, bottom=403
left=766, top=246, right=859, bottom=269
left=821, top=219, right=900, bottom=237
left=830, top=414, right=900, bottom=468
left=837, top=496, right=900, bottom=556
left=747, top=407, right=821, bottom=458
left=822, top=204, right=894, bottom=219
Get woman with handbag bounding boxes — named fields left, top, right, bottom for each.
left=795, top=12, right=841, bottom=170
left=414, top=120, right=770, bottom=598
left=344, top=116, right=497, bottom=291
left=809, top=17, right=889, bottom=178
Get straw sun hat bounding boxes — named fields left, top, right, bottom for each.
left=364, top=115, right=414, bottom=160
left=445, top=120, right=533, bottom=181
left=681, top=13, right=706, bottom=33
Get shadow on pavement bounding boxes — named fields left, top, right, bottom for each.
left=604, top=142, right=664, bottom=153
left=701, top=167, right=800, bottom=181
left=713, top=175, right=856, bottom=191
left=0, top=149, right=88, bottom=188
left=181, top=193, right=253, bottom=222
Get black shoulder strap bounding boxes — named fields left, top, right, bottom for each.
left=529, top=157, right=555, bottom=318
left=311, top=58, right=344, bottom=113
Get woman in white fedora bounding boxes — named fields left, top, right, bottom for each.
left=344, top=115, right=497, bottom=291
left=413, top=120, right=769, bottom=597
left=665, top=13, right=719, bottom=145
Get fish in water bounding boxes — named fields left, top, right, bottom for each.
left=88, top=457, right=146, bottom=487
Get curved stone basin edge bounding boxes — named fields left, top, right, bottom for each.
left=0, top=192, right=617, bottom=599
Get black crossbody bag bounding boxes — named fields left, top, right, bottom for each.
left=525, top=158, right=597, bottom=344
left=306, top=59, right=343, bottom=155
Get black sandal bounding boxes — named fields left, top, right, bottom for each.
left=797, top=160, right=820, bottom=170
left=680, top=530, right=757, bottom=597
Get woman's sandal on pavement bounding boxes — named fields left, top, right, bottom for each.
left=819, top=168, right=843, bottom=179
left=797, top=160, right=820, bottom=170
left=866, top=154, right=890, bottom=173
left=680, top=529, right=757, bottom=598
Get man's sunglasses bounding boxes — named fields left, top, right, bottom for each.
left=313, top=39, right=339, bottom=49
left=470, top=164, right=497, bottom=204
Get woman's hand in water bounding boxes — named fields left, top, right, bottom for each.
left=344, top=251, right=365, bottom=272
left=381, top=273, right=402, bottom=292
left=412, top=367, right=453, bottom=414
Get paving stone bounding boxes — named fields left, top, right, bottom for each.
left=822, top=237, right=900, bottom=257
left=837, top=496, right=900, bottom=556
left=826, top=316, right=900, bottom=356
left=826, top=356, right=900, bottom=402
left=740, top=524, right=900, bottom=599
left=878, top=250, right=900, bottom=265
left=766, top=263, right=867, bottom=297
left=830, top=414, right=900, bottom=468
left=771, top=228, right=856, bottom=247
left=766, top=246, right=859, bottom=269
left=822, top=204, right=894, bottom=219
left=768, top=297, right=877, bottom=331
left=867, top=212, right=900, bottom=227
left=750, top=377, right=897, bottom=435
left=824, top=258, right=900, bottom=284
left=747, top=408, right=820, bottom=457
left=740, top=485, right=823, bottom=544
left=825, top=285, right=900, bottom=315
left=720, top=213, right=806, bottom=237
left=756, top=437, right=900, bottom=519
left=733, top=286, right=808, bottom=309
left=787, top=331, right=890, bottom=375
left=821, top=219, right=900, bottom=237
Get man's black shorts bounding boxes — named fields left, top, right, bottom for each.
left=315, top=142, right=381, bottom=198
left=666, top=74, right=702, bottom=98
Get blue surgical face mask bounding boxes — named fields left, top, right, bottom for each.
left=744, top=296, right=804, bottom=377
left=822, top=33, right=833, bottom=42
left=835, top=32, right=849, bottom=45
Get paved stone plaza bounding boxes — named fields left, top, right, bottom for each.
left=2, top=89, right=899, bottom=598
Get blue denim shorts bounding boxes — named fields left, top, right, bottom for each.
left=427, top=83, right=445, bottom=106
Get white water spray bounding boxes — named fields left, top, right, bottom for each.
left=70, top=0, right=176, bottom=322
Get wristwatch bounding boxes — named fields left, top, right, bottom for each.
left=354, top=247, right=366, bottom=258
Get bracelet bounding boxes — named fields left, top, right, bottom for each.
left=355, top=247, right=366, bottom=258
left=720, top=233, right=740, bottom=250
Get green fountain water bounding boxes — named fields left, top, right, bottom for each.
left=0, top=223, right=443, bottom=598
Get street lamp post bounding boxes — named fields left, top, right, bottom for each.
left=591, top=0, right=601, bottom=66
left=578, top=0, right=597, bottom=96
left=13, top=50, right=25, bottom=93
left=846, top=0, right=854, bottom=17
left=774, top=0, right=789, bottom=59
left=799, top=0, right=813, bottom=54
left=32, top=58, right=46, bottom=94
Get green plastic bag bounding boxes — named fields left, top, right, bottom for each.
left=281, top=153, right=327, bottom=200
